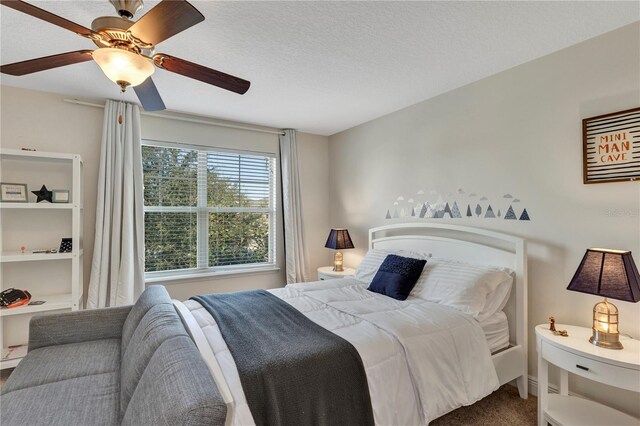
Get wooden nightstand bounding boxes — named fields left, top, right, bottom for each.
left=317, top=266, right=355, bottom=281
left=535, top=324, right=640, bottom=426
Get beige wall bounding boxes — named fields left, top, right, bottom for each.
left=0, top=85, right=330, bottom=301
left=297, top=132, right=333, bottom=278
left=329, top=22, right=640, bottom=416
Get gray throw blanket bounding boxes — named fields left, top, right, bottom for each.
left=192, top=290, right=374, bottom=426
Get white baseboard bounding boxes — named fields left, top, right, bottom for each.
left=526, top=375, right=585, bottom=399
left=527, top=374, right=550, bottom=397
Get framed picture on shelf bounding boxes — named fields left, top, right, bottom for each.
left=0, top=183, right=28, bottom=203
left=52, top=190, right=70, bottom=203
left=59, top=238, right=72, bottom=253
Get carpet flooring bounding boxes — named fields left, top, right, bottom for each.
left=1, top=367, right=536, bottom=425
left=431, top=384, right=537, bottom=425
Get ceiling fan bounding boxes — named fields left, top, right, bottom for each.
left=0, top=0, right=251, bottom=111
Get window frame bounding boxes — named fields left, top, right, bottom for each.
left=142, top=140, right=278, bottom=282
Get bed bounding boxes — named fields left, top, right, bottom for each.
left=174, top=223, right=528, bottom=425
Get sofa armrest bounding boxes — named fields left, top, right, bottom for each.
left=29, top=305, right=132, bottom=351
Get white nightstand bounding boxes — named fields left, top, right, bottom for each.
left=535, top=324, right=640, bottom=426
left=317, top=266, right=355, bottom=281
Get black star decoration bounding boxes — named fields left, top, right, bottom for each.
left=32, top=185, right=53, bottom=203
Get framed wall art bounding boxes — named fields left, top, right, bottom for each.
left=583, top=107, right=640, bottom=184
left=0, top=183, right=28, bottom=203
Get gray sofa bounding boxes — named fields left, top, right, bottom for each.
left=0, top=286, right=227, bottom=426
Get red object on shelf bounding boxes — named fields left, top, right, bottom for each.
left=0, top=288, right=32, bottom=309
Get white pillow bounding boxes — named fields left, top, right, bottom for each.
left=410, top=258, right=513, bottom=321
left=354, top=249, right=429, bottom=284
left=481, top=272, right=513, bottom=321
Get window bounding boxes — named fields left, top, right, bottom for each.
left=142, top=142, right=277, bottom=279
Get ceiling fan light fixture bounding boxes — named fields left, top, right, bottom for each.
left=92, top=47, right=154, bottom=90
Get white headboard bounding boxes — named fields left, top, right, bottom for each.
left=369, top=223, right=527, bottom=348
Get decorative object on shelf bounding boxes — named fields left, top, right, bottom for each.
left=583, top=107, right=640, bottom=184
left=52, top=190, right=70, bottom=203
left=59, top=238, right=72, bottom=253
left=20, top=148, right=36, bottom=151
left=20, top=246, right=26, bottom=254
left=0, top=288, right=32, bottom=309
left=548, top=316, right=568, bottom=336
left=324, top=228, right=354, bottom=272
left=32, top=248, right=58, bottom=254
left=567, top=248, right=640, bottom=349
left=31, top=185, right=53, bottom=203
left=0, top=183, right=28, bottom=203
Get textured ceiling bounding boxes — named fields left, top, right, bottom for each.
left=1, top=1, right=638, bottom=135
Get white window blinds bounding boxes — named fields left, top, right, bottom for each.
left=142, top=143, right=276, bottom=276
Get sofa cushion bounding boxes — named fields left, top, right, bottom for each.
left=0, top=372, right=119, bottom=426
left=122, top=336, right=227, bottom=426
left=121, top=285, right=172, bottom=354
left=120, top=302, right=188, bottom=416
left=2, top=339, right=120, bottom=394
left=28, top=306, right=131, bottom=352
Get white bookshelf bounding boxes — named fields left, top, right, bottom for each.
left=0, top=149, right=84, bottom=369
left=0, top=203, right=75, bottom=210
left=1, top=251, right=82, bottom=263
left=0, top=293, right=73, bottom=317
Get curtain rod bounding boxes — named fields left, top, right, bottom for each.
left=62, top=98, right=286, bottom=136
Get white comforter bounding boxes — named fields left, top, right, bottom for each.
left=185, top=278, right=499, bottom=425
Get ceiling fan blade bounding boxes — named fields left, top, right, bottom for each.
left=134, top=77, right=166, bottom=111
left=0, top=0, right=97, bottom=38
left=154, top=54, right=250, bottom=95
left=1, top=50, right=94, bottom=76
left=129, top=0, right=204, bottom=46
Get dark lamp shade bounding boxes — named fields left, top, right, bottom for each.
left=567, top=248, right=640, bottom=303
left=324, top=229, right=355, bottom=250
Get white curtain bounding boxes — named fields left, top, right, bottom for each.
left=279, top=129, right=309, bottom=283
left=87, top=100, right=145, bottom=308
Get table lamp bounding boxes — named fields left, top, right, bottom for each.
left=566, top=248, right=640, bottom=349
left=324, top=229, right=354, bottom=272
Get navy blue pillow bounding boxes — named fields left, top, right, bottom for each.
left=367, top=254, right=427, bottom=301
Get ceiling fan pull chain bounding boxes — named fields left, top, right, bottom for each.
left=118, top=93, right=124, bottom=125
